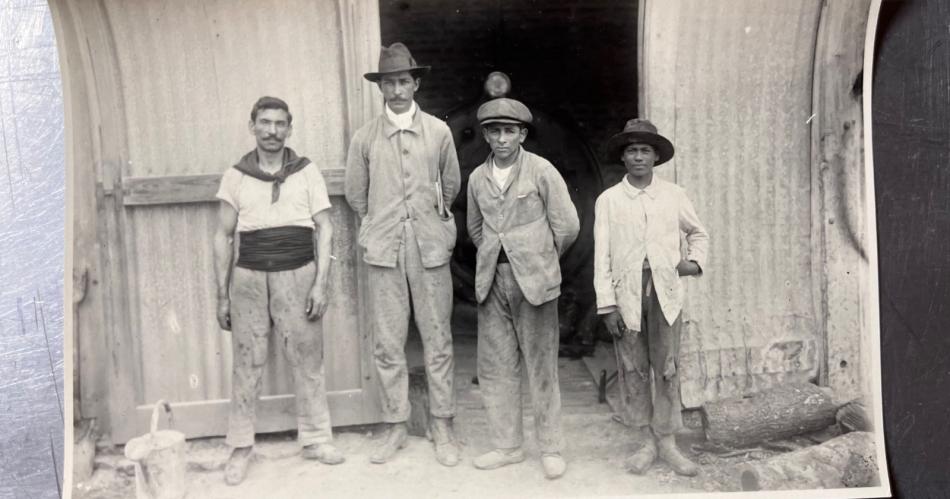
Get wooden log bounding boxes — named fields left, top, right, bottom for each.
left=702, top=383, right=838, bottom=448
left=407, top=366, right=430, bottom=438
left=836, top=398, right=872, bottom=433
left=736, top=431, right=878, bottom=491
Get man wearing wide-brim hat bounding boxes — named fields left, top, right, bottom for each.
left=466, top=97, right=579, bottom=479
left=344, top=43, right=461, bottom=467
left=593, top=119, right=709, bottom=476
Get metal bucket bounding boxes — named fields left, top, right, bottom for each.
left=124, top=400, right=186, bottom=499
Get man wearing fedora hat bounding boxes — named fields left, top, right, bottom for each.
left=593, top=119, right=709, bottom=477
left=344, top=43, right=461, bottom=467
left=466, top=98, right=579, bottom=479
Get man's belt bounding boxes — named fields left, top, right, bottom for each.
left=237, top=226, right=314, bottom=272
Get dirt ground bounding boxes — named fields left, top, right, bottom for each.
left=73, top=333, right=811, bottom=498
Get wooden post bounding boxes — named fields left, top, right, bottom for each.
left=810, top=0, right=874, bottom=400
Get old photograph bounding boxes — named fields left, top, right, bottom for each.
left=54, top=0, right=890, bottom=497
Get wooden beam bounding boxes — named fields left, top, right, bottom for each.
left=121, top=168, right=346, bottom=206
left=130, top=391, right=372, bottom=441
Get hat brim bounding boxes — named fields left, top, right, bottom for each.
left=479, top=118, right=528, bottom=126
left=363, top=66, right=430, bottom=82
left=606, top=131, right=675, bottom=166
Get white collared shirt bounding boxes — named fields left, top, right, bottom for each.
left=593, top=176, right=710, bottom=330
left=385, top=100, right=417, bottom=131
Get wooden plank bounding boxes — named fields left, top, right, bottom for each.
left=810, top=0, right=872, bottom=400
left=121, top=169, right=346, bottom=206
left=131, top=391, right=374, bottom=439
left=336, top=0, right=383, bottom=424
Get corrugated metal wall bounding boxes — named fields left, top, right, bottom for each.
left=642, top=0, right=824, bottom=408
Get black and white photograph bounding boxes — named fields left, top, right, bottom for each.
left=41, top=0, right=896, bottom=497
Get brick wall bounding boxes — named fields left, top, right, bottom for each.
left=379, top=0, right=639, bottom=174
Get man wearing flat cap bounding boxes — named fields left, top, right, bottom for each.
left=344, top=43, right=461, bottom=466
left=466, top=97, right=579, bottom=479
left=593, top=119, right=709, bottom=476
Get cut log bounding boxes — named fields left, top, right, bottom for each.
left=702, top=383, right=838, bottom=448
left=407, top=366, right=430, bottom=438
left=836, top=398, right=872, bottom=433
left=736, top=431, right=878, bottom=490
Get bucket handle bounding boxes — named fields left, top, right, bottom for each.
left=149, top=399, right=174, bottom=434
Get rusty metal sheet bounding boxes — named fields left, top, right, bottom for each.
left=643, top=0, right=824, bottom=408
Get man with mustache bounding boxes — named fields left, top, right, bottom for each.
left=213, top=96, right=343, bottom=485
left=594, top=119, right=709, bottom=477
left=466, top=98, right=579, bottom=479
left=344, top=43, right=461, bottom=466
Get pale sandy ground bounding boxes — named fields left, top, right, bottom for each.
left=74, top=330, right=742, bottom=498
left=77, top=411, right=705, bottom=499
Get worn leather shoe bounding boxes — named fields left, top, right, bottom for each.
left=302, top=443, right=345, bottom=465
left=370, top=423, right=409, bottom=464
left=624, top=435, right=657, bottom=475
left=541, top=453, right=567, bottom=479
left=430, top=417, right=460, bottom=467
left=657, top=435, right=699, bottom=476
left=224, top=447, right=253, bottom=486
left=473, top=448, right=525, bottom=470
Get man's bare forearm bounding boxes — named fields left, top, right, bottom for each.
left=312, top=215, right=333, bottom=291
left=213, top=231, right=234, bottom=300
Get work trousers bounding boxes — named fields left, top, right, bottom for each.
left=614, top=269, right=684, bottom=436
left=368, top=220, right=456, bottom=422
left=477, top=263, right=563, bottom=454
left=226, top=262, right=333, bottom=448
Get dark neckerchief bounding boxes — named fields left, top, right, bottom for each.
left=232, top=147, right=311, bottom=203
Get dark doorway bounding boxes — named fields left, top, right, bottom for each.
left=380, top=0, right=640, bottom=345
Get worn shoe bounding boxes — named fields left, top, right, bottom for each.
left=657, top=435, right=699, bottom=477
left=370, top=423, right=409, bottom=464
left=224, top=447, right=253, bottom=486
left=430, top=417, right=460, bottom=467
left=302, top=443, right=345, bottom=465
left=541, top=453, right=567, bottom=479
left=624, top=435, right=657, bottom=475
left=473, top=448, right=526, bottom=470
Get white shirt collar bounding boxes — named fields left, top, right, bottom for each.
left=385, top=101, right=417, bottom=131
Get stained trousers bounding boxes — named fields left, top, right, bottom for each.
left=368, top=220, right=456, bottom=422
left=226, top=262, right=333, bottom=448
left=477, top=263, right=563, bottom=454
left=614, top=269, right=684, bottom=436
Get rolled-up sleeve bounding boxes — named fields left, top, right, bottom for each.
left=679, top=188, right=709, bottom=274
left=344, top=131, right=369, bottom=218
left=593, top=195, right=617, bottom=313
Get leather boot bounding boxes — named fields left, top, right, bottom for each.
left=224, top=446, right=253, bottom=486
left=541, top=453, right=567, bottom=479
left=430, top=417, right=460, bottom=467
left=657, top=435, right=699, bottom=476
left=624, top=428, right=656, bottom=475
left=473, top=448, right=525, bottom=470
left=302, top=442, right=345, bottom=465
left=370, top=422, right=409, bottom=464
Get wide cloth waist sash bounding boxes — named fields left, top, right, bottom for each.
left=237, top=226, right=314, bottom=272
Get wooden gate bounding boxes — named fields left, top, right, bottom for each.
left=54, top=0, right=384, bottom=443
